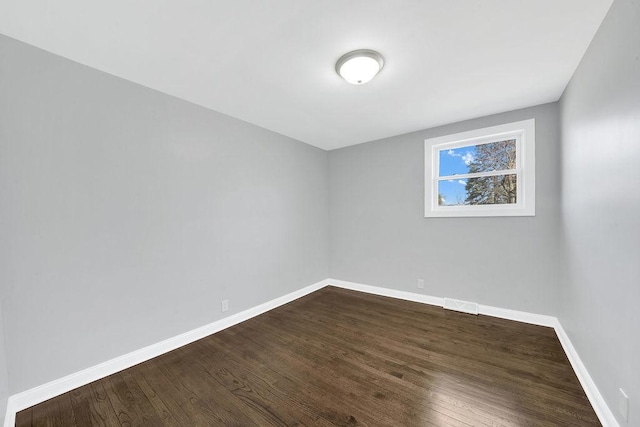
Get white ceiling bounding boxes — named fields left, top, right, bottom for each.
left=0, top=1, right=612, bottom=150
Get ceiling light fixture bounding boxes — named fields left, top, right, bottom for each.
left=335, top=49, right=384, bottom=85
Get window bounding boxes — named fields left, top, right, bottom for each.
left=424, top=119, right=535, bottom=217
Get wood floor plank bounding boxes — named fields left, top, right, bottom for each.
left=204, top=330, right=387, bottom=426
left=183, top=342, right=335, bottom=426
left=14, top=408, right=32, bottom=427
left=151, top=348, right=265, bottom=426
left=250, top=311, right=506, bottom=426
left=303, top=289, right=598, bottom=425
left=67, top=387, right=92, bottom=427
left=85, top=381, right=120, bottom=427
left=14, top=287, right=601, bottom=426
left=282, top=290, right=596, bottom=426
left=237, top=313, right=481, bottom=426
left=32, top=398, right=53, bottom=427
left=219, top=323, right=411, bottom=426
left=124, top=365, right=192, bottom=426
left=49, top=393, right=78, bottom=427
left=282, top=304, right=578, bottom=415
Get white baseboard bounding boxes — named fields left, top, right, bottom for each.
left=327, top=278, right=618, bottom=427
left=328, top=279, right=445, bottom=307
left=4, top=278, right=618, bottom=427
left=554, top=322, right=619, bottom=427
left=3, top=279, right=329, bottom=427
left=478, top=304, right=556, bottom=327
left=328, top=279, right=556, bottom=327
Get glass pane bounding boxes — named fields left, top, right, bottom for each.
left=438, top=139, right=516, bottom=177
left=437, top=174, right=517, bottom=206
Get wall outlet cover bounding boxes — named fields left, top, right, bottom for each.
left=221, top=299, right=229, bottom=312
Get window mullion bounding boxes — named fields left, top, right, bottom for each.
left=437, top=169, right=519, bottom=181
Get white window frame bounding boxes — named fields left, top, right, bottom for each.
left=424, top=119, right=535, bottom=217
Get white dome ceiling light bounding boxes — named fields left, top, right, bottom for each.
left=335, top=49, right=384, bottom=85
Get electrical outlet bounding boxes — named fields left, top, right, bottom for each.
left=221, top=299, right=229, bottom=313
left=619, top=388, right=629, bottom=422
left=417, top=279, right=425, bottom=289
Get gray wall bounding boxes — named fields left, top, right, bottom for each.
left=559, top=0, right=640, bottom=424
left=0, top=301, right=8, bottom=426
left=0, top=35, right=329, bottom=393
left=329, top=103, right=562, bottom=315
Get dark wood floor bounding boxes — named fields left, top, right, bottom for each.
left=16, top=286, right=600, bottom=426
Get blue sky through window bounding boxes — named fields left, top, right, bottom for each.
left=438, top=179, right=467, bottom=205
left=437, top=146, right=476, bottom=205
left=438, top=146, right=476, bottom=176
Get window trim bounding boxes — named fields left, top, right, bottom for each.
left=424, top=119, right=535, bottom=217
